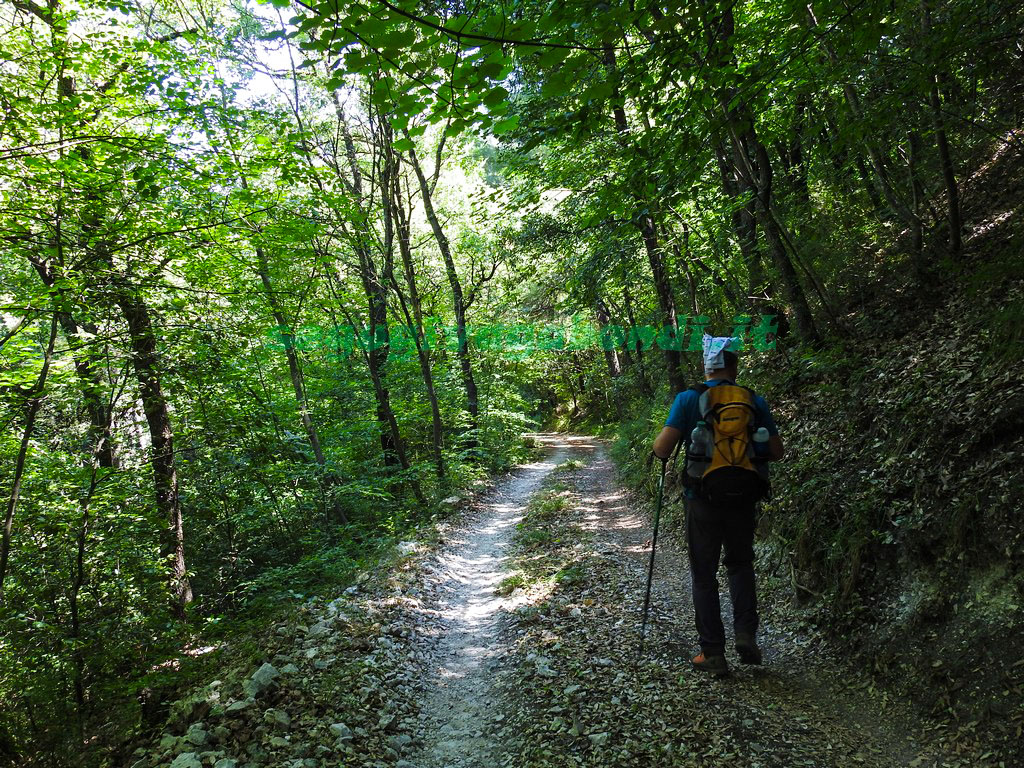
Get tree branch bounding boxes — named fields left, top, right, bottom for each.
left=10, top=0, right=52, bottom=24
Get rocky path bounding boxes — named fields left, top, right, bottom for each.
left=552, top=436, right=943, bottom=766
left=400, top=434, right=960, bottom=768
left=407, top=439, right=569, bottom=767
left=136, top=433, right=976, bottom=768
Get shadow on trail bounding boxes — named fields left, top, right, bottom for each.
left=497, top=435, right=952, bottom=768
left=393, top=433, right=955, bottom=768
left=407, top=433, right=573, bottom=768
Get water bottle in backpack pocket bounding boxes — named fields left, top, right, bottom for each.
left=684, top=421, right=711, bottom=486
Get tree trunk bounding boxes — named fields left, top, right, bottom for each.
left=69, top=446, right=105, bottom=735
left=622, top=276, right=654, bottom=396
left=855, top=154, right=885, bottom=212
left=406, top=143, right=480, bottom=447
left=212, top=99, right=349, bottom=523
left=750, top=141, right=821, bottom=343
left=603, top=42, right=685, bottom=394
left=391, top=170, right=445, bottom=479
left=256, top=252, right=351, bottom=523
left=788, top=95, right=812, bottom=207
left=0, top=316, right=58, bottom=597
left=807, top=2, right=922, bottom=232
left=677, top=225, right=699, bottom=316
left=594, top=299, right=623, bottom=380
left=709, top=5, right=820, bottom=344
left=25, top=0, right=190, bottom=616
left=28, top=254, right=115, bottom=471
left=639, top=217, right=686, bottom=393
left=361, top=245, right=400, bottom=469
left=115, top=288, right=192, bottom=615
left=907, top=128, right=928, bottom=275
left=358, top=254, right=417, bottom=477
left=335, top=115, right=425, bottom=504
left=716, top=142, right=765, bottom=300
left=922, top=0, right=962, bottom=256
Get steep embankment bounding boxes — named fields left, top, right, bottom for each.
left=603, top=132, right=1024, bottom=764
left=749, top=130, right=1024, bottom=755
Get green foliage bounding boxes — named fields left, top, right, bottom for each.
left=494, top=572, right=527, bottom=596
left=554, top=459, right=585, bottom=472
left=0, top=0, right=557, bottom=760
left=2, top=0, right=1022, bottom=759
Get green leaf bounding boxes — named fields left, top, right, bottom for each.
left=483, top=86, right=509, bottom=107
left=492, top=115, right=520, bottom=135
left=380, top=28, right=415, bottom=49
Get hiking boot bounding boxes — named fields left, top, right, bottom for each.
left=735, top=632, right=763, bottom=665
left=691, top=651, right=729, bottom=677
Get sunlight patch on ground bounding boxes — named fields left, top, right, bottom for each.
left=968, top=208, right=1016, bottom=241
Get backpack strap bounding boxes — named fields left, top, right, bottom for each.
left=733, top=384, right=763, bottom=424
left=670, top=384, right=709, bottom=471
left=690, top=382, right=712, bottom=423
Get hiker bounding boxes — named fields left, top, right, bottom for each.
left=652, top=335, right=784, bottom=676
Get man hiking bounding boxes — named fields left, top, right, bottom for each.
left=652, top=335, right=784, bottom=676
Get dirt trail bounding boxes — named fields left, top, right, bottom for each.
left=403, top=434, right=950, bottom=768
left=570, top=436, right=939, bottom=766
left=409, top=438, right=569, bottom=767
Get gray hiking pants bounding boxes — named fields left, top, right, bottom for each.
left=685, top=497, right=759, bottom=656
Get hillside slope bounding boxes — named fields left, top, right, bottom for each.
left=605, top=130, right=1024, bottom=763
left=753, top=129, right=1024, bottom=755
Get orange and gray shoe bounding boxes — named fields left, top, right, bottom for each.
left=691, top=651, right=729, bottom=677
left=735, top=632, right=763, bottom=665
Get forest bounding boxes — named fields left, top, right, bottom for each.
left=1, top=0, right=1022, bottom=764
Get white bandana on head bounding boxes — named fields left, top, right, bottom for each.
left=702, top=334, right=737, bottom=376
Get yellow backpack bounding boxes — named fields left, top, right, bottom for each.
left=691, top=382, right=770, bottom=505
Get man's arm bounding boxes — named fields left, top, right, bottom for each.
left=653, top=426, right=682, bottom=460
left=655, top=390, right=694, bottom=460
left=754, top=393, right=784, bottom=461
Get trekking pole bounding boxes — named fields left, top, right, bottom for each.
left=639, top=455, right=667, bottom=656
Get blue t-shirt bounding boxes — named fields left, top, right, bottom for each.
left=665, top=378, right=779, bottom=458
